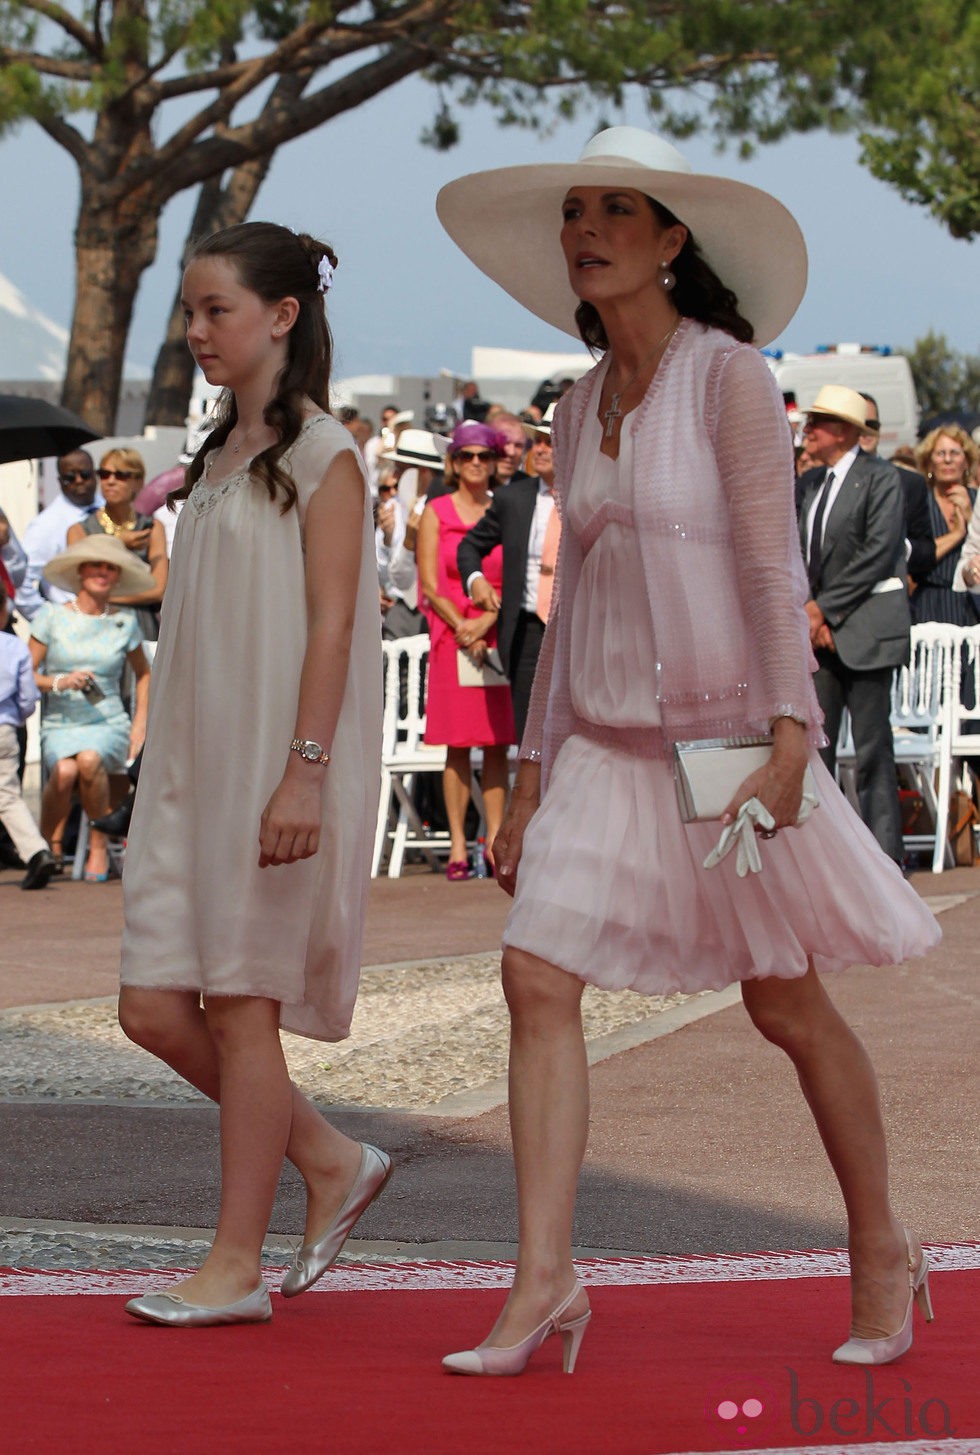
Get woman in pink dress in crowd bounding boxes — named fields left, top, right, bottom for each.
left=436, top=127, right=940, bottom=1373
left=417, top=422, right=516, bottom=879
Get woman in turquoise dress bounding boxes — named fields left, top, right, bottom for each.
left=29, top=535, right=152, bottom=879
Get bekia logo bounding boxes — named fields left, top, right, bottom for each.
left=705, top=1376, right=778, bottom=1444
left=707, top=1368, right=955, bottom=1445
left=788, top=1368, right=955, bottom=1439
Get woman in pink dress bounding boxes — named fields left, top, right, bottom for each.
left=417, top=422, right=515, bottom=879
left=436, top=128, right=940, bottom=1373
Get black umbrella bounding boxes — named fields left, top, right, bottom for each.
left=0, top=394, right=100, bottom=466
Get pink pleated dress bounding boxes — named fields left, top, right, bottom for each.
left=502, top=408, right=941, bottom=994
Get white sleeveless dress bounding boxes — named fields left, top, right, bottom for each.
left=120, top=415, right=382, bottom=1042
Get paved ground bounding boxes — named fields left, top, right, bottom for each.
left=1, top=860, right=977, bottom=1272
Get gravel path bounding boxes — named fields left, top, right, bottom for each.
left=0, top=953, right=690, bottom=1111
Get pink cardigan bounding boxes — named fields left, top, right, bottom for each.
left=521, top=319, right=825, bottom=788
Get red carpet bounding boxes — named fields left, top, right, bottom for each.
left=3, top=1247, right=977, bottom=1455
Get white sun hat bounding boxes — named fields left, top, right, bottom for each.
left=436, top=126, right=807, bottom=348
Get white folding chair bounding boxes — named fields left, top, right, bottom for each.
left=895, top=625, right=958, bottom=871
left=934, top=622, right=980, bottom=867
left=372, top=635, right=447, bottom=877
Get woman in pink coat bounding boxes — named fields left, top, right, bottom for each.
left=436, top=127, right=940, bottom=1375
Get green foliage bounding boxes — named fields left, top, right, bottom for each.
left=904, top=332, right=980, bottom=415
left=0, top=0, right=975, bottom=246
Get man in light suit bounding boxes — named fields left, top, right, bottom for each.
left=457, top=411, right=558, bottom=741
left=798, top=385, right=909, bottom=865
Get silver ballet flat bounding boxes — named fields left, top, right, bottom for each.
left=280, top=1142, right=393, bottom=1298
left=125, top=1281, right=272, bottom=1327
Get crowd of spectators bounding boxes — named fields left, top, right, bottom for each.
left=1, top=379, right=978, bottom=885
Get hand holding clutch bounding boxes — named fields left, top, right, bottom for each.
left=703, top=782, right=818, bottom=877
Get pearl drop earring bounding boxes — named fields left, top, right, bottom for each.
left=658, top=261, right=676, bottom=292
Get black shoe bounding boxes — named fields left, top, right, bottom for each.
left=91, top=795, right=135, bottom=837
left=21, top=849, right=57, bottom=891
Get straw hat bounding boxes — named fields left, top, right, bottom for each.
left=527, top=402, right=557, bottom=438
left=437, top=126, right=807, bottom=347
left=805, top=385, right=868, bottom=432
left=43, top=534, right=154, bottom=597
left=379, top=428, right=450, bottom=468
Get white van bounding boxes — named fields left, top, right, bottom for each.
left=764, top=344, right=920, bottom=453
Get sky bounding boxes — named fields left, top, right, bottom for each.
left=0, top=74, right=976, bottom=386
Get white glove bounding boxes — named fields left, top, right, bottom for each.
left=702, top=781, right=818, bottom=878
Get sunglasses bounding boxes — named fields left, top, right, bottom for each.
left=456, top=450, right=496, bottom=463
left=59, top=470, right=95, bottom=484
left=98, top=468, right=140, bottom=481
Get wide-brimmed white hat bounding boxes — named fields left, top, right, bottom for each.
left=379, top=428, right=450, bottom=468
left=437, top=126, right=807, bottom=347
left=43, top=534, right=154, bottom=597
left=805, top=385, right=868, bottom=432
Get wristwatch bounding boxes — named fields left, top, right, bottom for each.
left=290, top=738, right=331, bottom=765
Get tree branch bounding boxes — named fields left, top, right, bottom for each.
left=36, top=109, right=91, bottom=168
left=0, top=46, right=95, bottom=80
left=16, top=0, right=99, bottom=55
left=130, top=39, right=436, bottom=204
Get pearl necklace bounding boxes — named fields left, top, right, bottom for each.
left=601, top=318, right=679, bottom=439
left=68, top=599, right=109, bottom=619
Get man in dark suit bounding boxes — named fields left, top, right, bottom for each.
left=457, top=411, right=558, bottom=741
left=858, top=392, right=936, bottom=582
left=798, top=385, right=910, bottom=864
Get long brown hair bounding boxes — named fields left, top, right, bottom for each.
left=170, top=222, right=337, bottom=514
left=575, top=197, right=754, bottom=352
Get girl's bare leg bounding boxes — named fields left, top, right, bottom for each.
left=118, top=988, right=363, bottom=1271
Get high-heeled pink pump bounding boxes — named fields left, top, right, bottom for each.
left=833, top=1230, right=934, bottom=1365
left=442, top=1282, right=591, bottom=1376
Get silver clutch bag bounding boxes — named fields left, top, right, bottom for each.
left=673, top=736, right=818, bottom=823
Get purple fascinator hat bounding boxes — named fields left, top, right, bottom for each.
left=448, top=421, right=504, bottom=456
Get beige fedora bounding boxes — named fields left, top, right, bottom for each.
left=43, top=533, right=153, bottom=598
left=437, top=126, right=807, bottom=348
left=805, top=385, right=868, bottom=432
left=379, top=428, right=450, bottom=468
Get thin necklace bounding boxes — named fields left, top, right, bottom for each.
left=231, top=422, right=264, bottom=455
left=602, top=318, right=680, bottom=439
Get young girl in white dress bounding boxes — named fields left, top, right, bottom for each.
left=119, top=222, right=391, bottom=1327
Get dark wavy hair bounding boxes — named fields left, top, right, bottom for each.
left=574, top=197, right=754, bottom=352
left=170, top=222, right=337, bottom=514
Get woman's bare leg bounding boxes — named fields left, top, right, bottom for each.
left=444, top=747, right=472, bottom=864
left=479, top=947, right=589, bottom=1346
left=118, top=988, right=362, bottom=1253
left=742, top=965, right=913, bottom=1338
left=480, top=745, right=510, bottom=848
left=40, top=757, right=78, bottom=851
left=75, top=748, right=110, bottom=875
